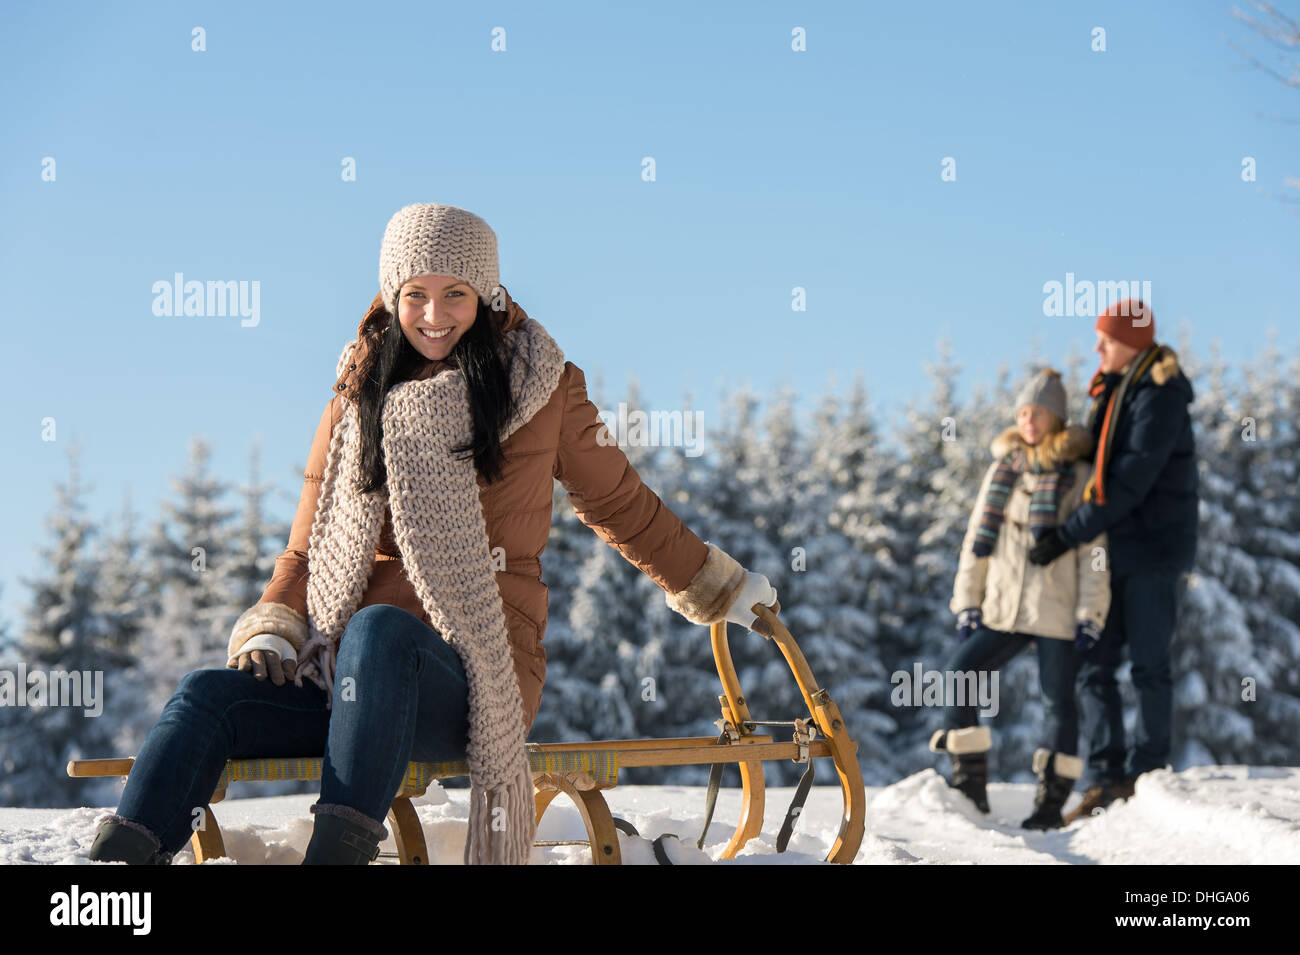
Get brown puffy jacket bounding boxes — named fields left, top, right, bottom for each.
left=232, top=288, right=739, bottom=733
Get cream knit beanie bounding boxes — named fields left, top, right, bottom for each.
left=378, top=203, right=500, bottom=315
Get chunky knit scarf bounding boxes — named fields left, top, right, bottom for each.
left=973, top=446, right=1076, bottom=556
left=292, top=315, right=566, bottom=865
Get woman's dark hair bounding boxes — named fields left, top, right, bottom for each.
left=355, top=295, right=516, bottom=494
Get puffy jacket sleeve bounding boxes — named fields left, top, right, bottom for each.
left=226, top=396, right=338, bottom=661
left=1060, top=382, right=1186, bottom=545
left=552, top=362, right=744, bottom=622
left=950, top=461, right=996, bottom=615
left=1070, top=462, right=1111, bottom=629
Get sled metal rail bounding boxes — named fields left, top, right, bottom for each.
left=69, top=606, right=866, bottom=865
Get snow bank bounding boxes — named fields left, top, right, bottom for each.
left=2, top=765, right=1296, bottom=864
left=1063, top=765, right=1300, bottom=865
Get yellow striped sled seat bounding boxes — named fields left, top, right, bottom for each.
left=212, top=744, right=621, bottom=795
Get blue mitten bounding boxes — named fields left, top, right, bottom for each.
left=956, top=608, right=982, bottom=642
left=1074, top=620, right=1103, bottom=653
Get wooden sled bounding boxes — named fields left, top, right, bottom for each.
left=68, top=606, right=865, bottom=865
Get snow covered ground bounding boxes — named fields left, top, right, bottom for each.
left=3, top=764, right=1297, bottom=864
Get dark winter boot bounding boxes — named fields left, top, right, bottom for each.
left=930, top=726, right=992, bottom=814
left=1062, top=775, right=1136, bottom=823
left=1022, top=749, right=1083, bottom=830
left=87, top=815, right=173, bottom=865
left=301, top=802, right=388, bottom=865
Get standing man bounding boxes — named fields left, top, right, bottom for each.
left=1026, top=298, right=1197, bottom=821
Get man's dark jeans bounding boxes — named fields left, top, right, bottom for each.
left=1077, top=568, right=1189, bottom=788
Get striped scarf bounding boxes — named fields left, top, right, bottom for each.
left=1083, top=345, right=1163, bottom=506
left=973, top=446, right=1076, bottom=556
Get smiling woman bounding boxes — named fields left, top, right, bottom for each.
left=356, top=271, right=514, bottom=492
left=88, top=201, right=780, bottom=869
left=398, top=275, right=479, bottom=361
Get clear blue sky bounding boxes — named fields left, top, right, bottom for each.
left=2, top=0, right=1297, bottom=629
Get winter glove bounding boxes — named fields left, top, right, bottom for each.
left=226, top=633, right=297, bottom=685
left=1028, top=527, right=1071, bottom=566
left=664, top=542, right=780, bottom=636
left=724, top=570, right=780, bottom=638
left=226, top=604, right=307, bottom=685
left=956, top=608, right=982, bottom=642
left=1074, top=620, right=1103, bottom=653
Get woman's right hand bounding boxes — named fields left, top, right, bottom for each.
left=228, top=649, right=296, bottom=685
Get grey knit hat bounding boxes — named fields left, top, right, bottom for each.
left=1014, top=368, right=1068, bottom=424
left=378, top=203, right=500, bottom=315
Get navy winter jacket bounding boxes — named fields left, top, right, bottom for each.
left=1059, top=348, right=1198, bottom=575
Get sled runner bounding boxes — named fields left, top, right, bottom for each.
left=68, top=606, right=865, bottom=865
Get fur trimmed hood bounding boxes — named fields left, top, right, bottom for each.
left=990, top=424, right=1095, bottom=471
left=1147, top=345, right=1181, bottom=386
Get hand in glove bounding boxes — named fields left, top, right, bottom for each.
left=1074, top=620, right=1103, bottom=653
left=226, top=633, right=298, bottom=685
left=725, top=570, right=780, bottom=637
left=956, top=607, right=982, bottom=642
left=1028, top=527, right=1071, bottom=566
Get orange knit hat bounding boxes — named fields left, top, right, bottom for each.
left=1096, top=298, right=1155, bottom=350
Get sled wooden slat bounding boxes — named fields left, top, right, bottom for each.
left=530, top=735, right=768, bottom=751
left=609, top=740, right=830, bottom=767
left=68, top=609, right=867, bottom=866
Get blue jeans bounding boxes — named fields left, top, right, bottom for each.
left=1077, top=569, right=1189, bottom=787
left=113, top=604, right=470, bottom=856
left=941, top=625, right=1079, bottom=756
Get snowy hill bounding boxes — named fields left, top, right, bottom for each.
left=4, top=764, right=1297, bottom=864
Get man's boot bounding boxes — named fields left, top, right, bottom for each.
left=87, top=815, right=173, bottom=865
left=930, top=726, right=992, bottom=814
left=301, top=802, right=387, bottom=865
left=1061, top=774, right=1136, bottom=823
left=1022, top=749, right=1084, bottom=830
